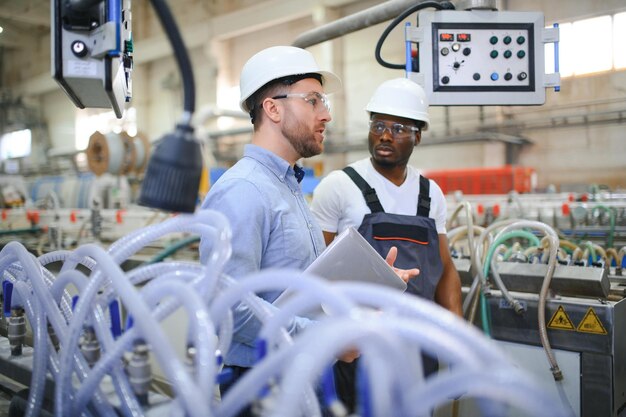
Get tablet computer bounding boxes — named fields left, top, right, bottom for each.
left=305, top=227, right=408, bottom=291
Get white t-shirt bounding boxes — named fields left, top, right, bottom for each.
left=311, top=158, right=448, bottom=235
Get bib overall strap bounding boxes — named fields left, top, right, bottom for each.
left=342, top=167, right=385, bottom=213
left=417, top=175, right=431, bottom=217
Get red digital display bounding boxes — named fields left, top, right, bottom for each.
left=457, top=33, right=471, bottom=42
left=439, top=33, right=454, bottom=42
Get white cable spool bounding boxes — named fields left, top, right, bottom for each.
left=125, top=132, right=150, bottom=174
left=87, top=132, right=136, bottom=176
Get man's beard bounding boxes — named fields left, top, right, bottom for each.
left=282, top=111, right=323, bottom=158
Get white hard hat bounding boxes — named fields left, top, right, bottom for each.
left=239, top=46, right=342, bottom=113
left=365, top=78, right=430, bottom=131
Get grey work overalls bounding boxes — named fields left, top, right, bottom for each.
left=343, top=166, right=444, bottom=300
left=332, top=167, right=445, bottom=413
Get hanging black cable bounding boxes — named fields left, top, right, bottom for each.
left=138, top=0, right=203, bottom=213
left=375, top=0, right=455, bottom=70
left=149, top=0, right=195, bottom=116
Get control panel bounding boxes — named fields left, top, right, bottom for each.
left=408, top=10, right=559, bottom=105
left=52, top=0, right=133, bottom=118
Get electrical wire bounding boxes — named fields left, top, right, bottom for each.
left=148, top=0, right=196, bottom=118
left=375, top=1, right=455, bottom=70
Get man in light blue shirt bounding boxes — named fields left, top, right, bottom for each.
left=200, top=46, right=355, bottom=411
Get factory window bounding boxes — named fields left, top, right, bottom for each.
left=75, top=108, right=137, bottom=150
left=614, top=12, right=626, bottom=69
left=546, top=13, right=623, bottom=77
left=0, top=129, right=32, bottom=160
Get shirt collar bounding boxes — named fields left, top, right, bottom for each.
left=243, top=144, right=304, bottom=184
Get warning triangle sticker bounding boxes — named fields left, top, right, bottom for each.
left=547, top=305, right=575, bottom=330
left=577, top=307, right=608, bottom=335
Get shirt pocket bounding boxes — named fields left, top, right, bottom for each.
left=372, top=222, right=429, bottom=245
left=280, top=216, right=308, bottom=261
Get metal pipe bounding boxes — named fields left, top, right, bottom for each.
left=292, top=0, right=426, bottom=48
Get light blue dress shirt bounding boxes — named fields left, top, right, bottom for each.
left=200, top=144, right=325, bottom=367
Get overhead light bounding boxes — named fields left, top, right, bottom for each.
left=0, top=26, right=4, bottom=34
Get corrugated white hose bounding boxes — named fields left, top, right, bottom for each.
left=58, top=244, right=210, bottom=417
left=140, top=279, right=216, bottom=400
left=73, top=267, right=219, bottom=415
left=257, top=283, right=359, bottom=350
left=219, top=317, right=407, bottom=417
left=71, top=268, right=201, bottom=415
left=13, top=281, right=47, bottom=417
left=334, top=282, right=512, bottom=366
left=493, top=220, right=562, bottom=381
left=271, top=317, right=421, bottom=417
left=215, top=273, right=338, bottom=417
left=0, top=243, right=117, bottom=417
left=59, top=213, right=226, bottom=416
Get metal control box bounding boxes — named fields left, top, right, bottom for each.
left=409, top=10, right=559, bottom=105
left=51, top=0, right=133, bottom=118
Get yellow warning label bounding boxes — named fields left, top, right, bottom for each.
left=547, top=305, right=575, bottom=331
left=577, top=307, right=608, bottom=335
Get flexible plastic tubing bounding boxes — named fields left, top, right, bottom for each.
left=493, top=220, right=562, bottom=381
left=1, top=243, right=116, bottom=417
left=210, top=270, right=356, bottom=325
left=333, top=282, right=511, bottom=366
left=52, top=269, right=141, bottom=417
left=124, top=262, right=235, bottom=354
left=447, top=225, right=486, bottom=257
left=220, top=318, right=406, bottom=417
left=13, top=280, right=46, bottom=417
left=405, top=368, right=572, bottom=417
left=73, top=271, right=215, bottom=415
left=473, top=219, right=520, bottom=284
left=580, top=240, right=598, bottom=263
left=464, top=219, right=518, bottom=319
left=1, top=243, right=98, bottom=417
left=481, top=230, right=541, bottom=334
left=139, top=278, right=216, bottom=396
left=483, top=231, right=540, bottom=312
left=462, top=274, right=481, bottom=319
left=490, top=256, right=524, bottom=314
left=145, top=235, right=200, bottom=264
left=4, top=261, right=73, bottom=323
left=62, top=244, right=210, bottom=417
left=49, top=269, right=87, bottom=304
left=216, top=274, right=324, bottom=417
left=73, top=267, right=229, bottom=415
left=39, top=249, right=96, bottom=317
left=106, top=210, right=231, bottom=298
left=559, top=239, right=578, bottom=254
left=258, top=291, right=341, bottom=349
left=606, top=248, right=619, bottom=267
left=59, top=215, right=225, bottom=415
left=275, top=317, right=449, bottom=417
left=448, top=202, right=477, bottom=269
left=619, top=247, right=626, bottom=268
left=592, top=205, right=616, bottom=248
left=107, top=210, right=229, bottom=265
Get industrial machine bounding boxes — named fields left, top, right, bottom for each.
left=410, top=10, right=560, bottom=105
left=52, top=0, right=133, bottom=118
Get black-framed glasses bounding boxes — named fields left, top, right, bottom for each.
left=369, top=120, right=420, bottom=139
left=271, top=92, right=331, bottom=114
